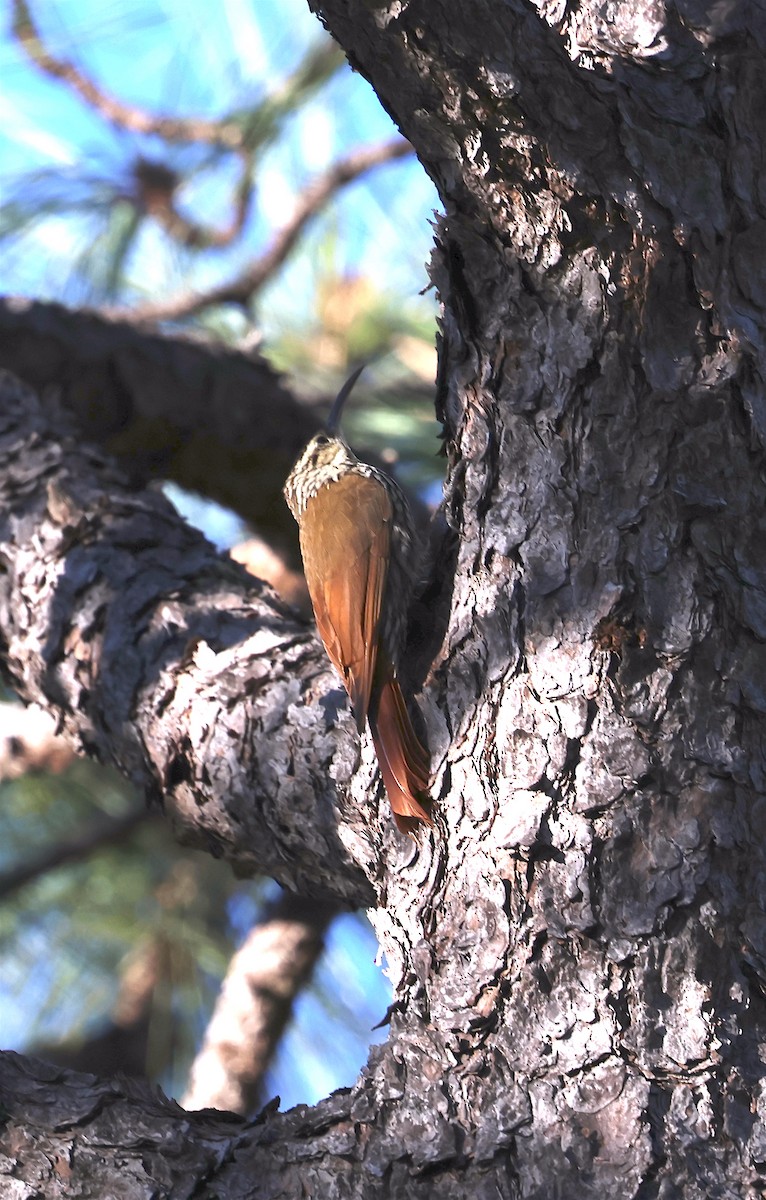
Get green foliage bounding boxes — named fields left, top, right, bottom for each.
left=0, top=758, right=256, bottom=1093
left=237, top=41, right=345, bottom=153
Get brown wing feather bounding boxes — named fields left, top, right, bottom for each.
left=299, top=474, right=392, bottom=731
left=369, top=665, right=432, bottom=834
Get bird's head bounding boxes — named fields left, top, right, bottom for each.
left=284, top=366, right=365, bottom=517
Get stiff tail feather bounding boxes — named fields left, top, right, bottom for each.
left=369, top=670, right=432, bottom=835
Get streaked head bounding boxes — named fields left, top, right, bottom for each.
left=284, top=366, right=365, bottom=518
left=284, top=431, right=358, bottom=516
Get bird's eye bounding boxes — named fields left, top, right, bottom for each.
left=314, top=434, right=330, bottom=446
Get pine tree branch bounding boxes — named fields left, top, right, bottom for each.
left=0, top=371, right=376, bottom=906
left=12, top=0, right=250, bottom=149
left=0, top=809, right=150, bottom=901
left=182, top=892, right=337, bottom=1115
left=0, top=296, right=319, bottom=542
left=131, top=151, right=256, bottom=250
left=116, top=139, right=414, bottom=323
left=10, top=4, right=347, bottom=254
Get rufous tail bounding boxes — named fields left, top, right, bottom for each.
left=368, top=665, right=432, bottom=835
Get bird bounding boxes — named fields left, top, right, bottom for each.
left=283, top=367, right=432, bottom=834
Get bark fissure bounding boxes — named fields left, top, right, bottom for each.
left=4, top=0, right=766, bottom=1195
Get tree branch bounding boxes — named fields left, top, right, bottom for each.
left=12, top=0, right=250, bottom=149
left=182, top=892, right=337, bottom=1115
left=131, top=150, right=256, bottom=250
left=0, top=807, right=150, bottom=902
left=0, top=700, right=74, bottom=778
left=116, top=139, right=414, bottom=323
left=0, top=1036, right=529, bottom=1195
left=0, top=371, right=378, bottom=906
left=0, top=296, right=319, bottom=544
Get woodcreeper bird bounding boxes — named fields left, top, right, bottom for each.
left=283, top=368, right=432, bottom=834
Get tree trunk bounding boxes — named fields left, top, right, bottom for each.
left=3, top=1, right=766, bottom=1196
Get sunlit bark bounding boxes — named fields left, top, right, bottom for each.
left=3, top=0, right=766, bottom=1195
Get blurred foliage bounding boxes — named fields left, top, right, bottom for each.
left=0, top=758, right=247, bottom=1095
left=267, top=268, right=442, bottom=498
left=0, top=756, right=391, bottom=1103
left=2, top=1, right=346, bottom=303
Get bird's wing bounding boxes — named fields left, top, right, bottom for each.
left=300, top=473, right=391, bottom=731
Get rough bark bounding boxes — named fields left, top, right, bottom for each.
left=0, top=296, right=319, bottom=548
left=0, top=372, right=376, bottom=906
left=3, top=1, right=766, bottom=1197
left=2, top=1050, right=514, bottom=1200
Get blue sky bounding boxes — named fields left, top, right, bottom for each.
left=0, top=0, right=440, bottom=320
left=0, top=0, right=441, bottom=1111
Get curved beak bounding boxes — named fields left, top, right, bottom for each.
left=326, top=364, right=366, bottom=435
